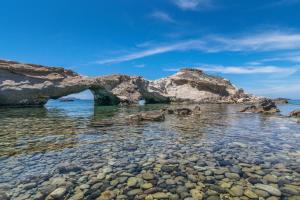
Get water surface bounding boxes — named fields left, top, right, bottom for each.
left=0, top=100, right=299, bottom=200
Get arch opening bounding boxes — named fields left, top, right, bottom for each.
left=45, top=89, right=94, bottom=105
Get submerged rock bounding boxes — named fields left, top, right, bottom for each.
left=255, top=184, right=282, bottom=196
left=244, top=189, right=258, bottom=199
left=127, top=111, right=165, bottom=123
left=174, top=108, right=193, bottom=116
left=161, top=106, right=201, bottom=116
left=46, top=187, right=67, bottom=200
left=240, top=99, right=280, bottom=114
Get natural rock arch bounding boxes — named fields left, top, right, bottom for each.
left=1, top=60, right=254, bottom=107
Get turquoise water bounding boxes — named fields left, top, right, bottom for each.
left=0, top=100, right=299, bottom=199
left=289, top=99, right=300, bottom=105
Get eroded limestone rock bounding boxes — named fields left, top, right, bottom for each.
left=240, top=99, right=280, bottom=114
left=0, top=60, right=263, bottom=107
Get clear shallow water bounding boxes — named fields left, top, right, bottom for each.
left=0, top=100, right=300, bottom=200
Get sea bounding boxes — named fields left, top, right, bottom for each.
left=0, top=99, right=299, bottom=199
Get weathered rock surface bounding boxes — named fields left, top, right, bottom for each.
left=0, top=60, right=90, bottom=106
left=161, top=106, right=201, bottom=116
left=90, top=75, right=169, bottom=105
left=127, top=111, right=165, bottom=123
left=0, top=60, right=263, bottom=107
left=0, top=60, right=168, bottom=106
left=240, top=99, right=280, bottom=114
left=273, top=98, right=289, bottom=104
left=289, top=110, right=300, bottom=118
left=149, top=68, right=245, bottom=103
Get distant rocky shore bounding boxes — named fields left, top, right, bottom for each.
left=0, top=59, right=277, bottom=107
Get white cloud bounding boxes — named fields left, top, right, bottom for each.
left=260, top=55, right=300, bottom=63
left=96, top=39, right=205, bottom=64
left=172, top=0, right=214, bottom=10
left=211, top=32, right=300, bottom=51
left=150, top=11, right=175, bottom=23
left=200, top=65, right=298, bottom=75
left=95, top=31, right=300, bottom=64
left=164, top=64, right=299, bottom=75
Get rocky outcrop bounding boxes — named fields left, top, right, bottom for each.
left=273, top=98, right=289, bottom=104
left=0, top=60, right=263, bottom=107
left=0, top=60, right=91, bottom=106
left=91, top=75, right=169, bottom=105
left=161, top=106, right=202, bottom=116
left=127, top=111, right=165, bottom=123
left=289, top=110, right=300, bottom=124
left=149, top=68, right=249, bottom=103
left=289, top=110, right=300, bottom=118
left=0, top=60, right=168, bottom=106
left=240, top=99, right=280, bottom=114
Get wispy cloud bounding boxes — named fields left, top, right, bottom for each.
left=95, top=31, right=300, bottom=64
left=134, top=64, right=145, bottom=68
left=172, top=0, right=214, bottom=10
left=212, top=32, right=300, bottom=51
left=150, top=11, right=175, bottom=23
left=260, top=53, right=300, bottom=63
left=164, top=64, right=299, bottom=75
left=96, top=39, right=205, bottom=64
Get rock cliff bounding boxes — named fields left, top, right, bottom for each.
left=149, top=68, right=253, bottom=103
left=90, top=75, right=169, bottom=105
left=0, top=60, right=260, bottom=107
left=0, top=60, right=91, bottom=106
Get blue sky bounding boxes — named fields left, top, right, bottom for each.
left=1, top=0, right=300, bottom=99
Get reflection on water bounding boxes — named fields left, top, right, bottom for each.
left=0, top=100, right=300, bottom=200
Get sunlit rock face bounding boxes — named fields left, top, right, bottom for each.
left=149, top=68, right=242, bottom=103
left=0, top=61, right=258, bottom=107
left=0, top=60, right=169, bottom=106
left=91, top=75, right=170, bottom=105
left=0, top=60, right=90, bottom=107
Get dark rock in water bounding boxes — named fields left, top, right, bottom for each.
left=90, top=120, right=115, bottom=127
left=174, top=108, right=193, bottom=116
left=124, top=145, right=138, bottom=152
left=57, top=162, right=82, bottom=174
left=193, top=106, right=201, bottom=114
left=160, top=108, right=174, bottom=114
left=240, top=99, right=279, bottom=114
left=127, top=111, right=165, bottom=123
left=247, top=177, right=263, bottom=184
left=218, top=159, right=232, bottom=167
left=161, top=165, right=178, bottom=173
left=289, top=110, right=300, bottom=118
left=161, top=106, right=201, bottom=116
left=273, top=98, right=289, bottom=104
